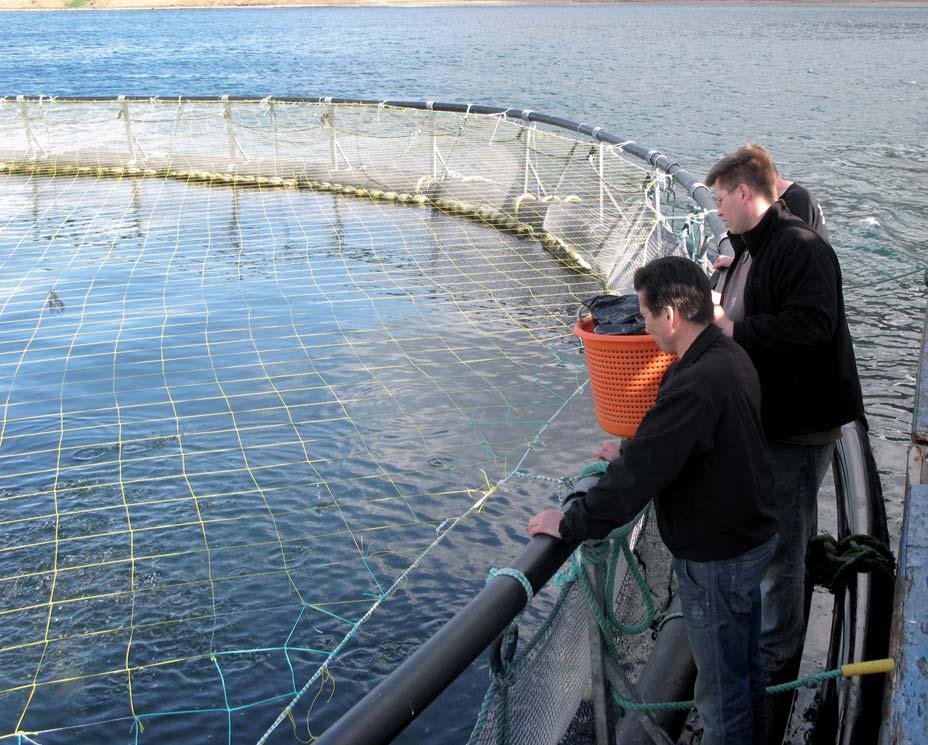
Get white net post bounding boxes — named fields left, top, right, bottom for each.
left=265, top=97, right=279, bottom=176
left=327, top=98, right=338, bottom=172
left=221, top=94, right=246, bottom=164
left=430, top=108, right=438, bottom=180
left=16, top=95, right=45, bottom=160
left=523, top=122, right=533, bottom=196
left=650, top=168, right=664, bottom=222
left=117, top=95, right=145, bottom=165
left=599, top=143, right=606, bottom=224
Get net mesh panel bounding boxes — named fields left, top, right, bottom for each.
left=0, top=98, right=688, bottom=744
left=0, top=99, right=677, bottom=287
left=469, top=508, right=674, bottom=745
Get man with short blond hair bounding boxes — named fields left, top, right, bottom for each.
left=707, top=144, right=864, bottom=687
left=707, top=144, right=778, bottom=206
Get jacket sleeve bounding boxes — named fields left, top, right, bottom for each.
left=560, top=386, right=715, bottom=542
left=782, top=190, right=817, bottom=227
left=732, top=236, right=838, bottom=354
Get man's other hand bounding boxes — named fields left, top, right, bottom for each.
left=714, top=305, right=734, bottom=337
left=593, top=441, right=621, bottom=461
left=712, top=254, right=734, bottom=270
left=528, top=510, right=565, bottom=539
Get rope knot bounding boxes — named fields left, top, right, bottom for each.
left=580, top=539, right=610, bottom=566
left=807, top=532, right=895, bottom=592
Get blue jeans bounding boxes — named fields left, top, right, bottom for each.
left=674, top=534, right=777, bottom=745
left=760, top=441, right=835, bottom=671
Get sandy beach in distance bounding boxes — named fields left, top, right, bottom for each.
left=2, top=0, right=927, bottom=10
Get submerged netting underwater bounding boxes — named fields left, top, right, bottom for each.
left=0, top=98, right=707, bottom=744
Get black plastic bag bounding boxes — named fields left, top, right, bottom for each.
left=579, top=294, right=646, bottom=336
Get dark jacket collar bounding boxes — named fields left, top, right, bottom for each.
left=729, top=200, right=787, bottom=258
left=674, top=324, right=721, bottom=372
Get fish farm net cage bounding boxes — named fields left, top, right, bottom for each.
left=0, top=96, right=720, bottom=744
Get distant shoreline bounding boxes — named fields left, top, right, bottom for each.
left=2, top=0, right=928, bottom=10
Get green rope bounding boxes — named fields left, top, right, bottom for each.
left=470, top=460, right=898, bottom=745
left=607, top=537, right=656, bottom=634
left=654, top=611, right=684, bottom=635
left=807, top=532, right=895, bottom=592
left=453, top=567, right=537, bottom=745
left=212, top=656, right=233, bottom=745
left=766, top=668, right=843, bottom=695
left=486, top=567, right=534, bottom=626
left=576, top=460, right=609, bottom=479
left=575, top=533, right=656, bottom=643
left=852, top=264, right=928, bottom=289
left=611, top=667, right=845, bottom=715
left=469, top=461, right=619, bottom=745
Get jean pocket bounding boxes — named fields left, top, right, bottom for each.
left=729, top=582, right=753, bottom=615
left=675, top=559, right=710, bottom=628
left=729, top=552, right=766, bottom=615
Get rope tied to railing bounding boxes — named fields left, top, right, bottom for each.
left=479, top=569, right=534, bottom=745
left=576, top=528, right=656, bottom=645
left=471, top=452, right=898, bottom=744
left=806, top=532, right=895, bottom=592
left=486, top=567, right=534, bottom=619
left=611, top=658, right=895, bottom=715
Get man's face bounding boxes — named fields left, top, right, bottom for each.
left=714, top=181, right=748, bottom=234
left=637, top=289, right=673, bottom=354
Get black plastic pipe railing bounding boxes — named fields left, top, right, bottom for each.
left=314, top=534, right=576, bottom=745
left=11, top=96, right=730, bottom=258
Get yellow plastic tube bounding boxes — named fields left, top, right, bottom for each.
left=841, top=658, right=895, bottom=677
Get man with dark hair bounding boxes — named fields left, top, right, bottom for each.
left=529, top=256, right=778, bottom=745
left=706, top=145, right=864, bottom=687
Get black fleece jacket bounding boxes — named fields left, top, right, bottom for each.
left=560, top=325, right=777, bottom=562
left=727, top=201, right=864, bottom=440
left=781, top=182, right=829, bottom=242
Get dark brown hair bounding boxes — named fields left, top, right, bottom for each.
left=706, top=144, right=778, bottom=202
left=633, top=256, right=712, bottom=324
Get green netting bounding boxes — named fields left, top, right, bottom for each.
left=0, top=98, right=705, bottom=744
left=468, top=506, right=675, bottom=745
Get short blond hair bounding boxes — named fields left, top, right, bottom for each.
left=706, top=144, right=778, bottom=202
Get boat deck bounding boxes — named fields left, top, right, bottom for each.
left=880, top=300, right=928, bottom=743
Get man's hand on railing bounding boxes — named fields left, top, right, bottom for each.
left=593, top=440, right=621, bottom=462
left=528, top=509, right=566, bottom=540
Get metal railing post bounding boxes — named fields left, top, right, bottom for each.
left=269, top=98, right=279, bottom=177
left=599, top=143, right=606, bottom=223
left=523, top=124, right=532, bottom=195
left=652, top=170, right=662, bottom=221
left=221, top=95, right=238, bottom=163
left=430, top=107, right=438, bottom=180
left=118, top=95, right=145, bottom=164
left=17, top=95, right=45, bottom=160
left=327, top=97, right=338, bottom=172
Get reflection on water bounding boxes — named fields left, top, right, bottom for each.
left=0, top=173, right=603, bottom=742
left=0, top=5, right=925, bottom=742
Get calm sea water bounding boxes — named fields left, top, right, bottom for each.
left=0, top=5, right=926, bottom=744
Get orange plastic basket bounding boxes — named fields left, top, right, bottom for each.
left=574, top=318, right=676, bottom=437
